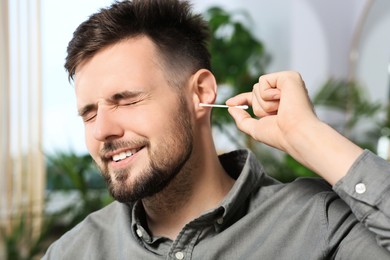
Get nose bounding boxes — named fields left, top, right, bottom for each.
left=92, top=106, right=124, bottom=141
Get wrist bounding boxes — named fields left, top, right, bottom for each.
left=284, top=120, right=363, bottom=185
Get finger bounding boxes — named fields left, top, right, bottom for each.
left=259, top=71, right=315, bottom=115
left=227, top=107, right=257, bottom=137
left=258, top=71, right=306, bottom=96
left=252, top=83, right=280, bottom=115
left=261, top=88, right=281, bottom=101
left=226, top=92, right=271, bottom=118
left=257, top=100, right=279, bottom=115
left=226, top=92, right=252, bottom=106
left=253, top=80, right=280, bottom=100
left=228, top=107, right=277, bottom=144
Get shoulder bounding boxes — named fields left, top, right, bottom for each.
left=71, top=201, right=129, bottom=232
left=257, top=176, right=334, bottom=201
left=43, top=201, right=133, bottom=258
left=278, top=178, right=356, bottom=228
left=281, top=177, right=344, bottom=211
left=288, top=177, right=333, bottom=196
left=251, top=176, right=346, bottom=220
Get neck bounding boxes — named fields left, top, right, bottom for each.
left=142, top=139, right=234, bottom=240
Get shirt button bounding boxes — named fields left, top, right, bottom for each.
left=216, top=217, right=224, bottom=225
left=355, top=183, right=366, bottom=194
left=136, top=228, right=143, bottom=238
left=175, top=251, right=185, bottom=260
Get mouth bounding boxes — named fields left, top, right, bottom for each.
left=107, top=147, right=144, bottom=163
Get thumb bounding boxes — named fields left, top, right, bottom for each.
left=228, top=107, right=258, bottom=139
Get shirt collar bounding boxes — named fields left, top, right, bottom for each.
left=214, top=149, right=265, bottom=230
left=130, top=149, right=266, bottom=239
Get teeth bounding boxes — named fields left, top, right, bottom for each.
left=112, top=150, right=134, bottom=162
left=112, top=154, right=121, bottom=162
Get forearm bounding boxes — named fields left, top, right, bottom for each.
left=288, top=121, right=390, bottom=250
left=285, top=120, right=363, bottom=185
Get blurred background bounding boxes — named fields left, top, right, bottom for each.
left=1, top=0, right=390, bottom=258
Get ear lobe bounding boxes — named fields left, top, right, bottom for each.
left=191, top=69, right=217, bottom=113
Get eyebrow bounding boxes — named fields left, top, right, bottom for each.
left=77, top=90, right=145, bottom=117
left=108, top=90, right=144, bottom=103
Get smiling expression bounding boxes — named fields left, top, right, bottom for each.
left=74, top=37, right=194, bottom=202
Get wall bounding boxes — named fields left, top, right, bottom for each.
left=40, top=0, right=389, bottom=153
left=356, top=0, right=390, bottom=104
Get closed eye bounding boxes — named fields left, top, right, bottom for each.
left=80, top=110, right=97, bottom=122
left=119, top=100, right=140, bottom=106
left=78, top=90, right=148, bottom=122
left=83, top=113, right=97, bottom=122
left=78, top=104, right=97, bottom=123
left=110, top=90, right=147, bottom=108
left=110, top=100, right=141, bottom=111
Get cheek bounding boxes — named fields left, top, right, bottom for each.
left=120, top=107, right=168, bottom=135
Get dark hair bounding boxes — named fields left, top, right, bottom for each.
left=65, top=0, right=211, bottom=87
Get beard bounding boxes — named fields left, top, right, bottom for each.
left=96, top=96, right=193, bottom=203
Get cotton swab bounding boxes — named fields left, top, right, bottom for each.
left=199, top=103, right=249, bottom=110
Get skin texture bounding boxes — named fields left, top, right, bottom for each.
left=76, top=38, right=192, bottom=201
left=226, top=71, right=363, bottom=185
left=74, top=36, right=235, bottom=239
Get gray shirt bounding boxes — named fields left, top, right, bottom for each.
left=43, top=149, right=390, bottom=259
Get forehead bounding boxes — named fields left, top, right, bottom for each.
left=74, top=37, right=166, bottom=103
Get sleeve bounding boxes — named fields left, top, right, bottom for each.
left=42, top=242, right=61, bottom=260
left=333, top=149, right=390, bottom=250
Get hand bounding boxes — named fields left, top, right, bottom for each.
left=226, top=71, right=363, bottom=185
left=226, top=71, right=318, bottom=154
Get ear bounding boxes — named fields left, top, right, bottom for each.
left=190, top=69, right=217, bottom=117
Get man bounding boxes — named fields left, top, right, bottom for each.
left=44, top=0, right=390, bottom=259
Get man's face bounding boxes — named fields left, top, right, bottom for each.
left=74, top=37, right=193, bottom=202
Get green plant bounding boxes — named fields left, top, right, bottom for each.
left=312, top=79, right=382, bottom=150
left=1, top=216, right=32, bottom=260
left=313, top=80, right=382, bottom=134
left=204, top=6, right=270, bottom=124
left=1, top=151, right=115, bottom=259
left=46, top=151, right=113, bottom=227
left=1, top=213, right=55, bottom=260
